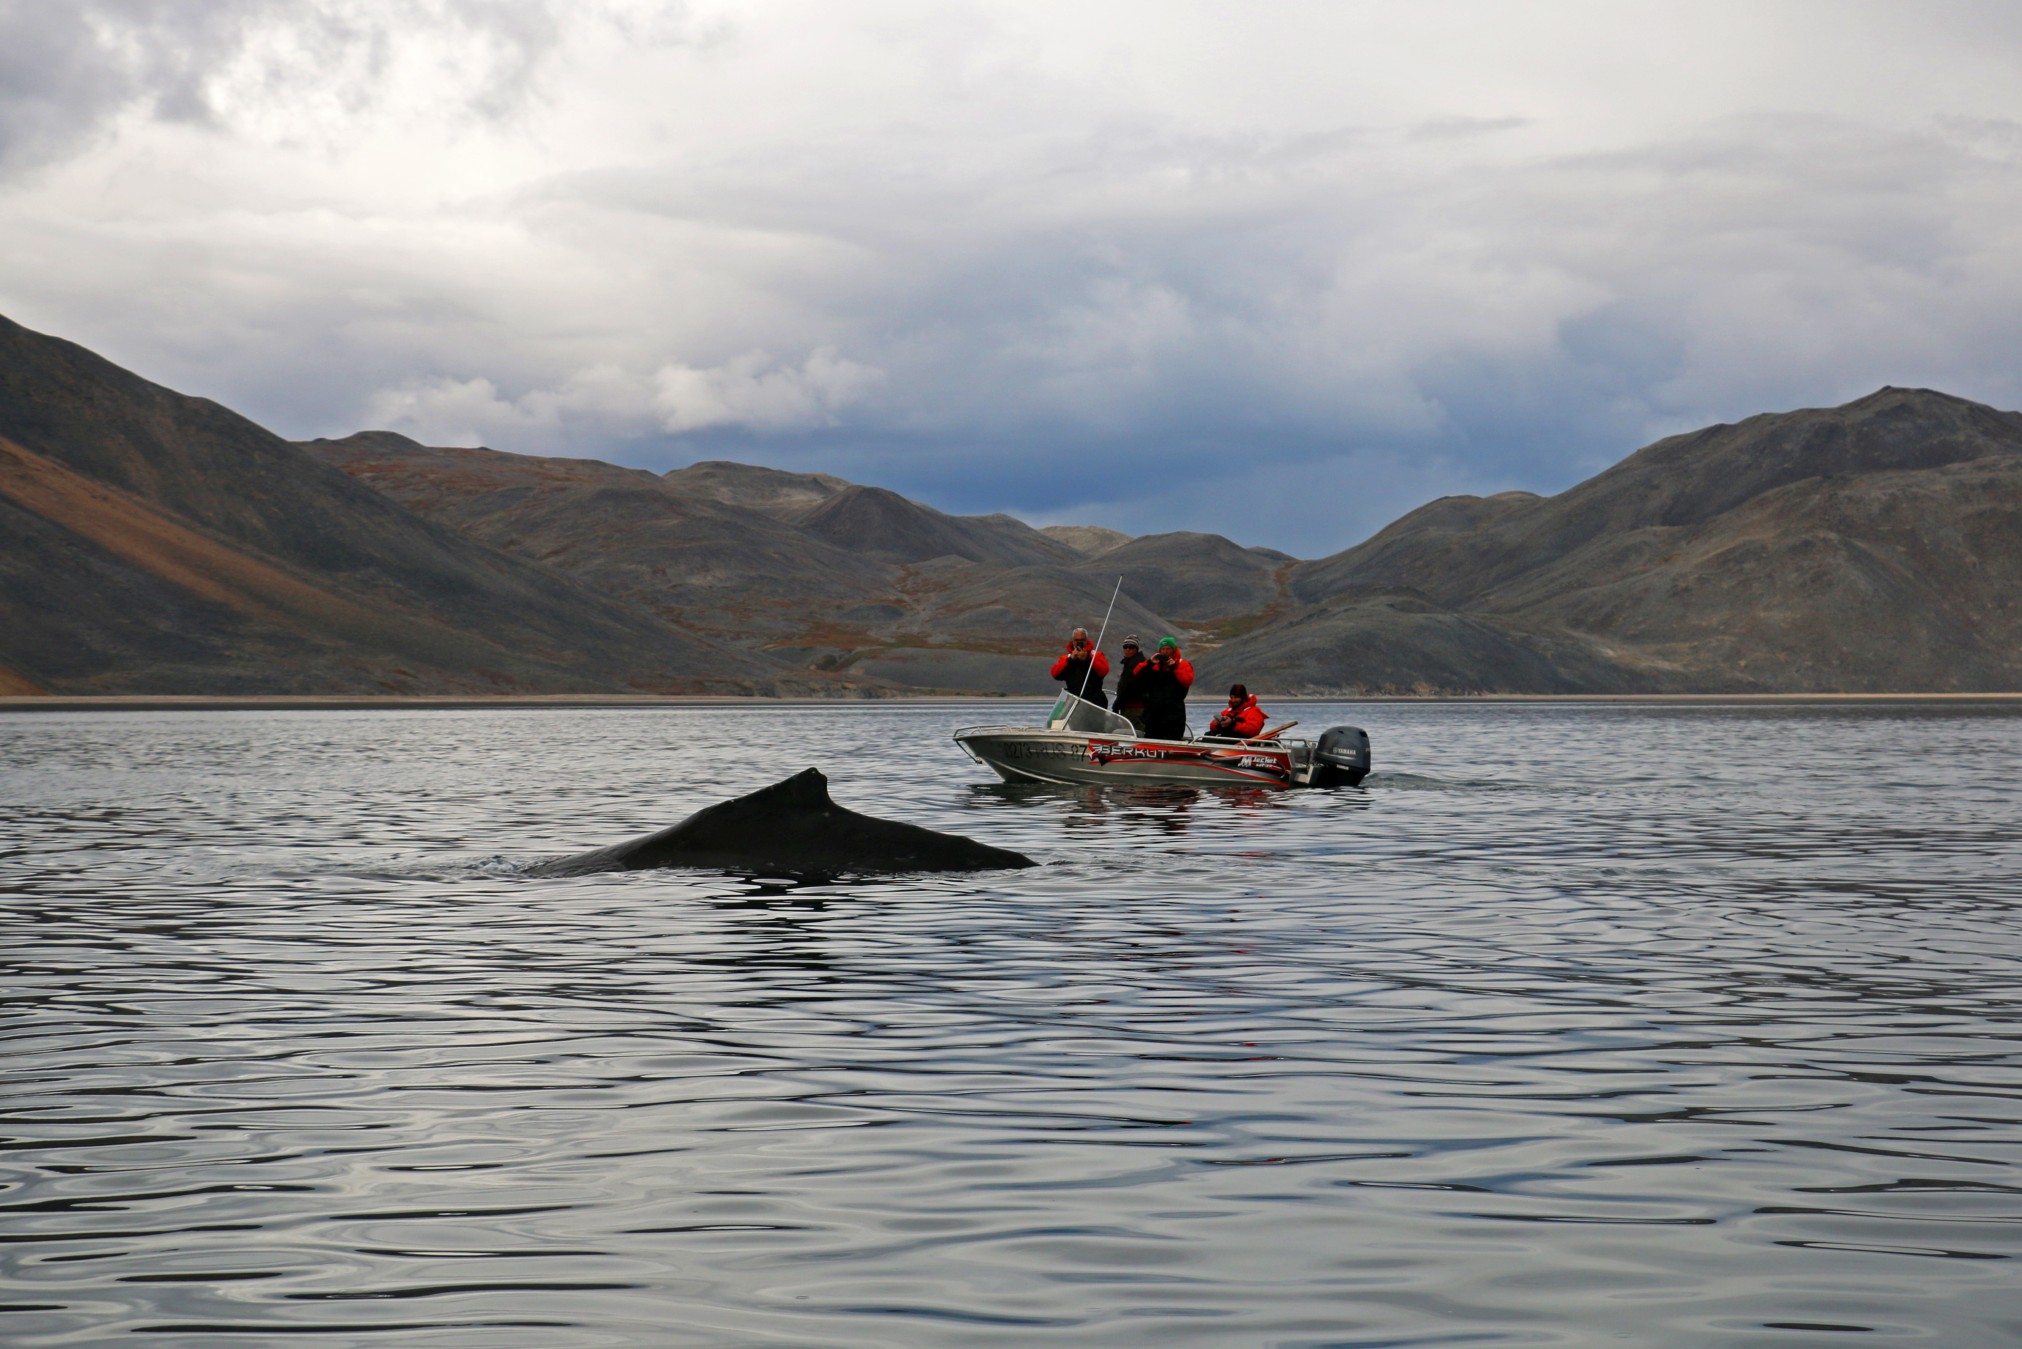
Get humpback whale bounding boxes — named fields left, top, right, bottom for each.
left=529, top=767, right=1035, bottom=879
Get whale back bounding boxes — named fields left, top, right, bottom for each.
left=531, top=767, right=1033, bottom=879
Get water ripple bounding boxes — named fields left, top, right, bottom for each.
left=2, top=702, right=2019, bottom=1345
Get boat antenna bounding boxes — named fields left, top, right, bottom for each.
left=1078, top=576, right=1123, bottom=702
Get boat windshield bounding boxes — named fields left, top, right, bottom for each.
left=1046, top=692, right=1137, bottom=735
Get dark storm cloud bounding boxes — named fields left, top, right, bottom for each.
left=589, top=108, right=2022, bottom=552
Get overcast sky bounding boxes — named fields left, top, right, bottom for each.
left=4, top=0, right=2021, bottom=554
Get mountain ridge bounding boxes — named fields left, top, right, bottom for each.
left=4, top=308, right=2016, bottom=697
left=303, top=434, right=1175, bottom=695
left=1236, top=386, right=2022, bottom=694
left=0, top=313, right=857, bottom=695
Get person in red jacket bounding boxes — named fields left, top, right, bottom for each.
left=1138, top=637, right=1194, bottom=739
left=1206, top=684, right=1267, bottom=740
left=1049, top=627, right=1111, bottom=707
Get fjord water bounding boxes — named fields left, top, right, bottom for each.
left=3, top=702, right=2018, bottom=1348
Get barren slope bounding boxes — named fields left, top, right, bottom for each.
left=312, top=439, right=1209, bottom=688
left=0, top=313, right=790, bottom=694
left=1241, top=388, right=2022, bottom=693
left=305, top=434, right=899, bottom=645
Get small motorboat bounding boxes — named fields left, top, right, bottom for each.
left=954, top=693, right=1371, bottom=790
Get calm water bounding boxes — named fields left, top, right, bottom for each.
left=2, top=702, right=2019, bottom=1347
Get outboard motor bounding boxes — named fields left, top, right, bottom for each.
left=1311, top=726, right=1372, bottom=787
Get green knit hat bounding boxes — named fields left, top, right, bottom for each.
left=1157, top=637, right=1178, bottom=650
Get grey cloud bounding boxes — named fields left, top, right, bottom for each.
left=0, top=0, right=586, bottom=178
left=437, top=0, right=566, bottom=122
left=1408, top=115, right=1530, bottom=142
left=0, top=0, right=244, bottom=173
left=205, top=108, right=2022, bottom=553
left=5, top=6, right=2021, bottom=557
left=1936, top=115, right=2022, bottom=157
left=670, top=113, right=2022, bottom=547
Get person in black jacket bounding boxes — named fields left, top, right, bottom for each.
left=1112, top=636, right=1151, bottom=732
left=1138, top=637, right=1195, bottom=740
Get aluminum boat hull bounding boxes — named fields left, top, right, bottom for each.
left=957, top=726, right=1308, bottom=789
left=955, top=694, right=1370, bottom=790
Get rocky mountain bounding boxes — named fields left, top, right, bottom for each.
left=5, top=307, right=2015, bottom=697
left=0, top=314, right=827, bottom=695
left=661, top=460, right=852, bottom=518
left=304, top=433, right=898, bottom=646
left=662, top=458, right=1086, bottom=571
left=1041, top=524, right=1132, bottom=557
left=793, top=485, right=1080, bottom=568
left=1080, top=532, right=1292, bottom=625
left=303, top=435, right=1174, bottom=694
left=1202, top=388, right=2022, bottom=693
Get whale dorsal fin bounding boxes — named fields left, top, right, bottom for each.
left=741, top=767, right=832, bottom=810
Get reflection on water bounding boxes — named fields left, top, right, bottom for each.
left=969, top=779, right=1321, bottom=840
left=2, top=701, right=2020, bottom=1347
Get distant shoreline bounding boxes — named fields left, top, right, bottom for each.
left=4, top=692, right=2020, bottom=714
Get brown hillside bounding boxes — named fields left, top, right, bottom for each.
left=1230, top=388, right=2022, bottom=693
left=304, top=433, right=898, bottom=647
left=0, top=313, right=795, bottom=694
left=14, top=304, right=2012, bottom=698
left=1296, top=388, right=2022, bottom=607
left=309, top=438, right=1214, bottom=689
left=1081, top=531, right=1286, bottom=624
left=661, top=460, right=852, bottom=518
left=795, top=485, right=1080, bottom=567
left=1042, top=524, right=1133, bottom=557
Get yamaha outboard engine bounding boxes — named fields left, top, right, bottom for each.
left=1311, top=726, right=1372, bottom=787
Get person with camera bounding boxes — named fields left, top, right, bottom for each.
left=1138, top=637, right=1194, bottom=740
left=1111, top=635, right=1152, bottom=732
left=1049, top=627, right=1111, bottom=707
